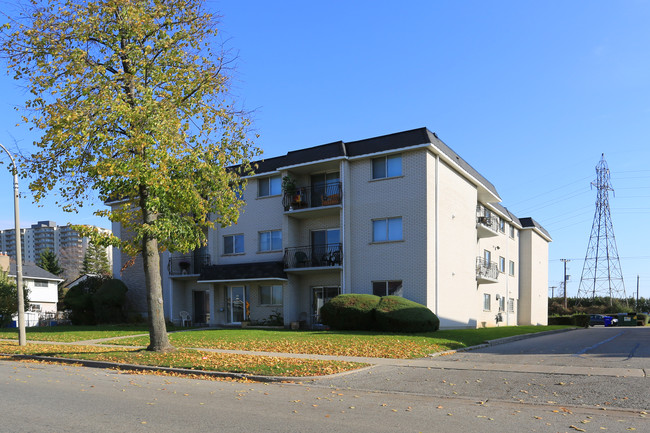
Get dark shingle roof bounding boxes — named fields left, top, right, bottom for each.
left=519, top=217, right=552, bottom=240
left=9, top=263, right=64, bottom=281
left=249, top=127, right=500, bottom=199
left=199, top=261, right=286, bottom=282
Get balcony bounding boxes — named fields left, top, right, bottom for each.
left=283, top=182, right=342, bottom=214
left=476, top=205, right=499, bottom=238
left=169, top=253, right=211, bottom=276
left=476, top=257, right=499, bottom=283
left=284, top=243, right=342, bottom=271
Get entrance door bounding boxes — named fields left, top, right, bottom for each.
left=312, top=287, right=341, bottom=324
left=311, top=172, right=340, bottom=207
left=228, top=286, right=246, bottom=324
left=193, top=291, right=210, bottom=325
left=311, top=229, right=340, bottom=266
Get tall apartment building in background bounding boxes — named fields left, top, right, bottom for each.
left=112, top=128, right=551, bottom=329
left=0, top=221, right=113, bottom=281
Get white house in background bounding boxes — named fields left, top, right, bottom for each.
left=111, top=128, right=551, bottom=329
left=8, top=262, right=63, bottom=322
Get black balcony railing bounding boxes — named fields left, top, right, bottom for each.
left=284, top=243, right=342, bottom=269
left=169, top=253, right=211, bottom=275
left=477, top=215, right=499, bottom=232
left=476, top=257, right=499, bottom=281
left=283, top=182, right=342, bottom=211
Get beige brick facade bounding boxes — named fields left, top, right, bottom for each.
left=112, top=128, right=550, bottom=329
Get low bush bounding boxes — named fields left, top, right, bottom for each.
left=548, top=315, right=576, bottom=326
left=374, top=296, right=440, bottom=333
left=572, top=314, right=590, bottom=328
left=320, top=294, right=381, bottom=330
left=636, top=313, right=649, bottom=326
left=93, top=279, right=128, bottom=324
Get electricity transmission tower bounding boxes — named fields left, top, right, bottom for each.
left=577, top=154, right=626, bottom=304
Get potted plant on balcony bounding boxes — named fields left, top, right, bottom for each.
left=282, top=175, right=302, bottom=209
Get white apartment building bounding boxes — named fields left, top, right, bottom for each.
left=0, top=221, right=112, bottom=270
left=113, top=128, right=551, bottom=329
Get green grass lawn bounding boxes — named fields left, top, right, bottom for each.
left=0, top=325, right=571, bottom=376
left=0, top=324, right=152, bottom=342
left=106, top=325, right=570, bottom=359
left=0, top=342, right=365, bottom=377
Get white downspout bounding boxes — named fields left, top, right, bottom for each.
left=435, top=154, right=440, bottom=317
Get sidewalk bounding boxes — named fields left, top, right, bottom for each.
left=5, top=327, right=642, bottom=381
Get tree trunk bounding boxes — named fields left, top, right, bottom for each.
left=140, top=186, right=174, bottom=352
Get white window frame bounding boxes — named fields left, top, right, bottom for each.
left=509, top=225, right=515, bottom=238
left=258, top=175, right=281, bottom=197
left=259, top=230, right=282, bottom=252
left=509, top=260, right=515, bottom=276
left=259, top=285, right=283, bottom=306
left=372, top=217, right=403, bottom=242
left=499, top=296, right=505, bottom=312
left=223, top=234, right=244, bottom=255
left=372, top=280, right=403, bottom=297
left=483, top=294, right=491, bottom=311
left=499, top=218, right=505, bottom=233
left=34, top=280, right=48, bottom=288
left=508, top=298, right=515, bottom=313
left=372, top=154, right=402, bottom=179
left=499, top=256, right=506, bottom=273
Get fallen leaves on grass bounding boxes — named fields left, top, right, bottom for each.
left=0, top=342, right=366, bottom=377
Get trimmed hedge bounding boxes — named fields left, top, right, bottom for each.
left=637, top=313, right=649, bottom=326
left=374, top=296, right=440, bottom=332
left=548, top=314, right=589, bottom=327
left=320, top=294, right=439, bottom=333
left=320, top=294, right=380, bottom=330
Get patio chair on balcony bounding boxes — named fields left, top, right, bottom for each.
left=294, top=251, right=310, bottom=268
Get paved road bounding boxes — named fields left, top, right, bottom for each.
left=314, top=327, right=649, bottom=411
left=1, top=359, right=646, bottom=433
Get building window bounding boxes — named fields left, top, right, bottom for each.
left=509, top=260, right=515, bottom=276
left=34, top=280, right=48, bottom=287
left=508, top=298, right=515, bottom=313
left=223, top=234, right=244, bottom=255
left=373, top=217, right=403, bottom=242
left=258, top=175, right=281, bottom=197
left=372, top=154, right=402, bottom=179
left=499, top=256, right=506, bottom=273
left=372, top=280, right=403, bottom=297
left=499, top=296, right=505, bottom=312
left=509, top=225, right=515, bottom=238
left=483, top=294, right=491, bottom=311
left=259, top=230, right=282, bottom=252
left=260, top=285, right=282, bottom=305
left=484, top=249, right=491, bottom=264
left=499, top=218, right=506, bottom=233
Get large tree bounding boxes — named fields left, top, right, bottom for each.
left=82, top=243, right=111, bottom=276
left=1, top=0, right=258, bottom=351
left=36, top=248, right=64, bottom=276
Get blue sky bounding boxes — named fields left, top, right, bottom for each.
left=1, top=0, right=650, bottom=298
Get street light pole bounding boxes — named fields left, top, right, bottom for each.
left=0, top=143, right=26, bottom=346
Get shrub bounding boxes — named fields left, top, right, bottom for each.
left=572, top=314, right=590, bottom=328
left=93, top=279, right=128, bottom=324
left=63, top=275, right=110, bottom=325
left=547, top=315, right=574, bottom=326
left=320, top=294, right=381, bottom=330
left=636, top=313, right=649, bottom=326
left=374, top=296, right=440, bottom=333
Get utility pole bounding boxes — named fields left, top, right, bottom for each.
left=549, top=286, right=557, bottom=299
left=561, top=259, right=570, bottom=309
left=634, top=275, right=639, bottom=313
left=0, top=143, right=25, bottom=346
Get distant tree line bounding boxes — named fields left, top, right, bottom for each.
left=548, top=296, right=650, bottom=316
